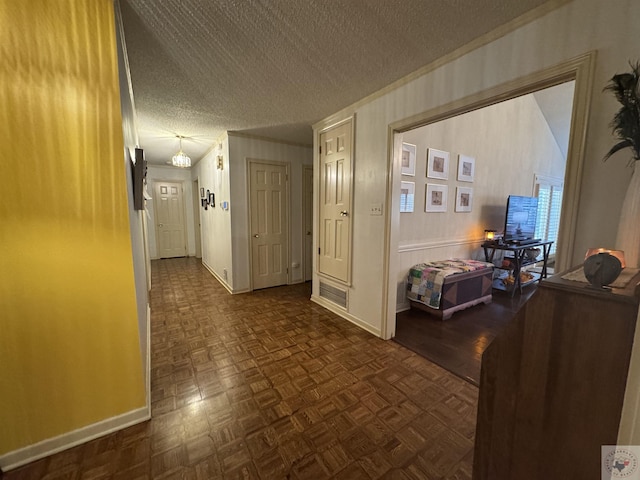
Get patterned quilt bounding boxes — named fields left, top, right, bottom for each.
left=407, top=259, right=494, bottom=309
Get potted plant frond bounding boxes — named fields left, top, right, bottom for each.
left=604, top=61, right=640, bottom=267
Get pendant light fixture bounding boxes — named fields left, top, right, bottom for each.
left=172, top=135, right=191, bottom=168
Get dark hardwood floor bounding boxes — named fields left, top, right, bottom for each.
left=394, top=287, right=536, bottom=386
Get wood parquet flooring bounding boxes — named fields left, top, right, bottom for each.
left=4, top=257, right=477, bottom=479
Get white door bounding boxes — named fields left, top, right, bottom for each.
left=318, top=121, right=352, bottom=283
left=154, top=181, right=187, bottom=258
left=250, top=162, right=289, bottom=290
left=303, top=166, right=313, bottom=282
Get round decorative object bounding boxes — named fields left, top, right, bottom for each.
left=525, top=248, right=541, bottom=262
left=583, top=252, right=622, bottom=288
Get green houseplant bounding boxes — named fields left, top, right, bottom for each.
left=604, top=62, right=640, bottom=163
left=604, top=61, right=640, bottom=267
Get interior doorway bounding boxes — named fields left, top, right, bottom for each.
left=248, top=160, right=290, bottom=290
left=303, top=166, right=313, bottom=282
left=391, top=81, right=576, bottom=383
left=154, top=181, right=187, bottom=259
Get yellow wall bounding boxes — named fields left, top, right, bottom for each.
left=0, top=0, right=145, bottom=454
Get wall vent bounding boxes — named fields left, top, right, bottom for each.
left=319, top=281, right=347, bottom=308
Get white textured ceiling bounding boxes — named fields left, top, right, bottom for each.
left=120, top=0, right=554, bottom=165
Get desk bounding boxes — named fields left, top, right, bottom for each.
left=481, top=240, right=553, bottom=296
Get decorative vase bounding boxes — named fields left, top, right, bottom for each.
left=584, top=252, right=622, bottom=288
left=616, top=165, right=640, bottom=268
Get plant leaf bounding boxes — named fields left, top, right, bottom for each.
left=604, top=139, right=633, bottom=161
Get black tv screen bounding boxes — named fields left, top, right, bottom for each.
left=504, top=195, right=538, bottom=240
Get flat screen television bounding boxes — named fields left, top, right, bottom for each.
left=504, top=195, right=538, bottom=241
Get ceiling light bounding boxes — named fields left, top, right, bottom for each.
left=172, top=136, right=191, bottom=168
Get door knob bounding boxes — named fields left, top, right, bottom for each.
left=340, top=211, right=349, bottom=217
left=159, top=223, right=164, bottom=227
left=254, top=234, right=259, bottom=238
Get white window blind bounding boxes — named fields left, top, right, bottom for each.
left=535, top=175, right=563, bottom=256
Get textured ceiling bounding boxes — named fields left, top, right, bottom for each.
left=120, top=0, right=554, bottom=165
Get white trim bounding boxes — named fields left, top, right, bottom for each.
left=145, top=304, right=151, bottom=414
left=0, top=407, right=149, bottom=472
left=398, top=237, right=484, bottom=253
left=310, top=295, right=382, bottom=338
left=201, top=260, right=251, bottom=294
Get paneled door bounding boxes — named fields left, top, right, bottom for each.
left=318, top=120, right=352, bottom=283
left=303, top=166, right=313, bottom=282
left=250, top=161, right=289, bottom=290
left=154, top=181, right=187, bottom=258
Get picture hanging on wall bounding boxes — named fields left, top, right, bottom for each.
left=427, top=148, right=450, bottom=180
left=457, top=154, right=475, bottom=182
left=401, top=143, right=416, bottom=176
left=400, top=181, right=415, bottom=212
left=425, top=183, right=448, bottom=212
left=455, top=186, right=473, bottom=212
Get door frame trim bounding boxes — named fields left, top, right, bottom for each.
left=382, top=52, right=596, bottom=340
left=246, top=158, right=291, bottom=291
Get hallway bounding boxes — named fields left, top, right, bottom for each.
left=6, top=258, right=476, bottom=479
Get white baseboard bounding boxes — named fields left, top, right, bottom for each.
left=311, top=295, right=382, bottom=338
left=0, top=407, right=150, bottom=472
left=201, top=261, right=251, bottom=294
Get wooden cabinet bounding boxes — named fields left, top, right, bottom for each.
left=473, top=268, right=640, bottom=479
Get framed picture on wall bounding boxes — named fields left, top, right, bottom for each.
left=401, top=143, right=416, bottom=176
left=427, top=148, right=449, bottom=180
left=455, top=186, right=473, bottom=212
left=457, top=154, right=475, bottom=182
left=425, top=183, right=448, bottom=212
left=400, top=181, right=415, bottom=212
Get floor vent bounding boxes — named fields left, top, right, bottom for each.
left=319, top=281, right=347, bottom=308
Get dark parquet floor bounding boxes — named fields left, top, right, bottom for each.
left=5, top=257, right=479, bottom=479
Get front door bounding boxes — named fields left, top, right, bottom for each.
left=318, top=120, right=352, bottom=283
left=249, top=161, right=289, bottom=290
left=154, top=181, right=187, bottom=258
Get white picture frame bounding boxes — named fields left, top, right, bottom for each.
left=455, top=186, right=473, bottom=212
left=427, top=148, right=449, bottom=180
left=401, top=143, right=416, bottom=176
left=400, top=181, right=415, bottom=212
left=457, top=154, right=475, bottom=182
left=425, top=183, right=448, bottom=212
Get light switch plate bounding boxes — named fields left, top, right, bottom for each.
left=370, top=203, right=383, bottom=215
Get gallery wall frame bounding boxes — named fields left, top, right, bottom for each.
left=400, top=181, right=415, bottom=212
left=455, top=186, right=473, bottom=212
left=457, top=154, right=475, bottom=182
left=425, top=183, right=448, bottom=212
left=401, top=142, right=416, bottom=176
left=427, top=148, right=449, bottom=180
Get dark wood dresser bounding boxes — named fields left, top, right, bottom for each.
left=473, top=267, right=640, bottom=479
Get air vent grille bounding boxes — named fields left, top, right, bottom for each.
left=319, top=281, right=347, bottom=308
